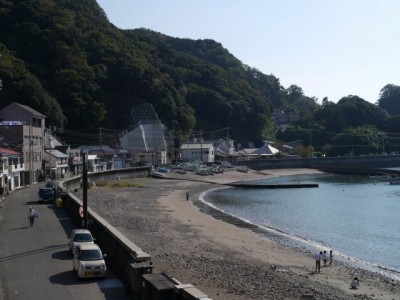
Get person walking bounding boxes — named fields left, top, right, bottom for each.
left=329, top=250, right=333, bottom=266
left=186, top=191, right=189, bottom=201
left=322, top=250, right=328, bottom=266
left=28, top=207, right=38, bottom=227
left=314, top=251, right=322, bottom=273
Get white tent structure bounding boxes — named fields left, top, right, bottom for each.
left=251, top=142, right=280, bottom=156
left=119, top=104, right=168, bottom=165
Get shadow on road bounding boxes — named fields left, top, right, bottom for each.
left=0, top=244, right=68, bottom=262
left=50, top=270, right=105, bottom=286
left=52, top=249, right=72, bottom=260
left=49, top=270, right=83, bottom=285
left=8, top=226, right=30, bottom=231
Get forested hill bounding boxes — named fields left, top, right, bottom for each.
left=0, top=0, right=318, bottom=145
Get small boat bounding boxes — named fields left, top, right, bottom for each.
left=236, top=166, right=248, bottom=173
left=150, top=171, right=165, bottom=179
left=174, top=168, right=187, bottom=174
left=389, top=179, right=400, bottom=185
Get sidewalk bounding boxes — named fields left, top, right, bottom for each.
left=0, top=185, right=129, bottom=300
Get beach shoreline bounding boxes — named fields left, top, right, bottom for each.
left=86, top=168, right=400, bottom=300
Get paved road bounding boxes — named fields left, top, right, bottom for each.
left=0, top=185, right=130, bottom=300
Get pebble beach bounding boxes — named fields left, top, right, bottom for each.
left=83, top=168, right=400, bottom=300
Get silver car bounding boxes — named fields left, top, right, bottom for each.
left=73, top=244, right=107, bottom=279
left=69, top=229, right=94, bottom=255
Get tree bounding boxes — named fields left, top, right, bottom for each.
left=328, top=126, right=383, bottom=156
left=377, top=84, right=400, bottom=116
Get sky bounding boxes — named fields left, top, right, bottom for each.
left=96, top=0, right=400, bottom=104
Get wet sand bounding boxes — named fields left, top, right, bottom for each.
left=86, top=168, right=400, bottom=300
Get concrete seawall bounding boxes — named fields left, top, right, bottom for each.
left=58, top=167, right=212, bottom=300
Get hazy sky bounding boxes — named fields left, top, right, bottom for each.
left=96, top=0, right=400, bottom=104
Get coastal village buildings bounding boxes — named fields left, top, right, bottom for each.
left=0, top=147, right=24, bottom=194
left=44, top=149, right=69, bottom=179
left=0, top=148, right=10, bottom=195
left=271, top=108, right=300, bottom=131
left=0, top=103, right=46, bottom=185
left=180, top=142, right=215, bottom=163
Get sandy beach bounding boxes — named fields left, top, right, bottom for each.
left=85, top=168, right=400, bottom=300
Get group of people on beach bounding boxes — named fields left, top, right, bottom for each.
left=314, top=249, right=333, bottom=273
left=314, top=250, right=361, bottom=290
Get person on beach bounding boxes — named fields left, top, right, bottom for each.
left=314, top=251, right=322, bottom=273
left=351, top=277, right=360, bottom=289
left=186, top=191, right=189, bottom=201
left=28, top=207, right=38, bottom=227
left=322, top=250, right=327, bottom=266
left=329, top=250, right=333, bottom=266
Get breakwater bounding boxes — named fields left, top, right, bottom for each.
left=241, top=154, right=400, bottom=170
left=228, top=183, right=318, bottom=188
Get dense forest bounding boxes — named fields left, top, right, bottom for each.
left=0, top=0, right=400, bottom=155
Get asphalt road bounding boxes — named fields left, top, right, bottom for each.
left=0, top=184, right=130, bottom=300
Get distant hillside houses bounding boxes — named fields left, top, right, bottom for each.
left=271, top=108, right=300, bottom=131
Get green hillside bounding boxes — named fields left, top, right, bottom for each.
left=0, top=0, right=312, bottom=145
left=2, top=0, right=397, bottom=152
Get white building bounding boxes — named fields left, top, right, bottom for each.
left=0, top=103, right=46, bottom=184
left=0, top=147, right=24, bottom=193
left=44, top=149, right=68, bottom=179
left=180, top=143, right=215, bottom=163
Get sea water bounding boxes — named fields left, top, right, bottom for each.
left=201, top=173, right=400, bottom=281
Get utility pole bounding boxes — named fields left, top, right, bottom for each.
left=82, top=150, right=88, bottom=229
left=200, top=129, right=203, bottom=162
left=99, top=127, right=102, bottom=150
left=29, top=118, right=33, bottom=186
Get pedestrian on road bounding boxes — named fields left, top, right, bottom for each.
left=314, top=251, right=322, bottom=273
left=28, top=207, right=38, bottom=227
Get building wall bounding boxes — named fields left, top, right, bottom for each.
left=22, top=125, right=44, bottom=184
left=181, top=146, right=215, bottom=163
left=0, top=104, right=45, bottom=185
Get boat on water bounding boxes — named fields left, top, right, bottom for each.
left=389, top=179, right=400, bottom=185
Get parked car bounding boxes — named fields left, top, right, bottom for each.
left=73, top=244, right=107, bottom=279
left=38, top=187, right=55, bottom=203
left=69, top=229, right=95, bottom=255
left=38, top=180, right=57, bottom=203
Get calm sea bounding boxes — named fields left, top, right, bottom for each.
left=201, top=172, right=400, bottom=281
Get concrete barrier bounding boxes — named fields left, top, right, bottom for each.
left=58, top=167, right=213, bottom=300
